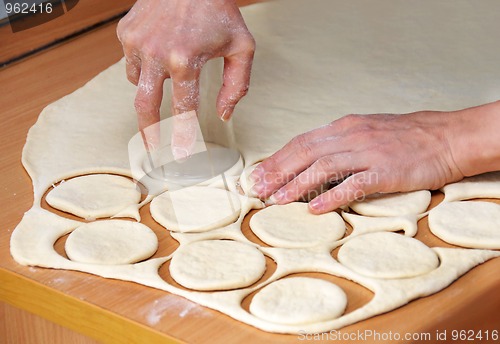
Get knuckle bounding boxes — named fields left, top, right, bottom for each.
left=314, top=156, right=335, bottom=173
left=295, top=141, right=314, bottom=161
left=290, top=134, right=308, bottom=150
left=168, top=48, right=199, bottom=72
left=344, top=113, right=363, bottom=123
left=134, top=96, right=155, bottom=114
left=242, top=34, right=256, bottom=54
left=127, top=74, right=139, bottom=85
left=229, top=84, right=249, bottom=101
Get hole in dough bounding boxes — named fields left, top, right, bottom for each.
left=65, top=220, right=158, bottom=265
left=249, top=202, right=346, bottom=248
left=150, top=186, right=241, bottom=232
left=45, top=174, right=141, bottom=220
left=428, top=200, right=500, bottom=249
left=349, top=190, right=431, bottom=217
left=338, top=232, right=439, bottom=279
left=169, top=240, right=266, bottom=291
left=54, top=233, right=70, bottom=259
left=249, top=276, right=347, bottom=325
left=241, top=209, right=272, bottom=247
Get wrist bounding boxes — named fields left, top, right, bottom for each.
left=446, top=101, right=500, bottom=176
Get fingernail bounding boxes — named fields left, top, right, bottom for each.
left=172, top=146, right=190, bottom=162
left=309, top=198, right=323, bottom=210
left=265, top=197, right=276, bottom=206
left=249, top=165, right=264, bottom=183
left=146, top=141, right=156, bottom=152
left=221, top=107, right=232, bottom=121
left=249, top=183, right=264, bottom=197
left=269, top=190, right=284, bottom=205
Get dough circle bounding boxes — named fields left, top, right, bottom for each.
left=65, top=220, right=158, bottom=265
left=338, top=232, right=439, bottom=279
left=349, top=190, right=431, bottom=217
left=150, top=186, right=241, bottom=232
left=169, top=240, right=266, bottom=291
left=250, top=277, right=347, bottom=325
left=428, top=201, right=500, bottom=249
left=249, top=202, right=345, bottom=248
left=46, top=174, right=141, bottom=220
left=441, top=172, right=500, bottom=202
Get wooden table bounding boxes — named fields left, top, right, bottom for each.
left=1, top=2, right=500, bottom=343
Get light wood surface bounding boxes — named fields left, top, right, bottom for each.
left=1, top=2, right=500, bottom=344
left=1, top=301, right=99, bottom=344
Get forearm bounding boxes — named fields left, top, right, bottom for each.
left=446, top=100, right=500, bottom=177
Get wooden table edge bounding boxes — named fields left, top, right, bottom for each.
left=0, top=267, right=182, bottom=344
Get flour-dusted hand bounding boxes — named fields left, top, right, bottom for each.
left=249, top=101, right=500, bottom=214
left=117, top=0, right=255, bottom=146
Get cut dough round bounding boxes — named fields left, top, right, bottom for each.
left=46, top=174, right=141, bottom=220
left=441, top=171, right=500, bottom=202
left=150, top=186, right=241, bottom=232
left=338, top=232, right=439, bottom=279
left=65, top=220, right=158, bottom=265
left=169, top=240, right=266, bottom=291
left=249, top=203, right=345, bottom=248
left=428, top=201, right=500, bottom=249
left=250, top=277, right=347, bottom=325
left=349, top=190, right=431, bottom=217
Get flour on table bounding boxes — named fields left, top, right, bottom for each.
left=10, top=0, right=500, bottom=335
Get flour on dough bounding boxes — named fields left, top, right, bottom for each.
left=150, top=186, right=241, bottom=232
left=441, top=172, right=500, bottom=202
left=46, top=174, right=141, bottom=220
left=428, top=201, right=500, bottom=249
left=249, top=202, right=345, bottom=248
left=338, top=232, right=439, bottom=279
left=169, top=240, right=266, bottom=291
left=250, top=277, right=347, bottom=325
left=349, top=190, right=431, bottom=217
left=65, top=220, right=158, bottom=265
